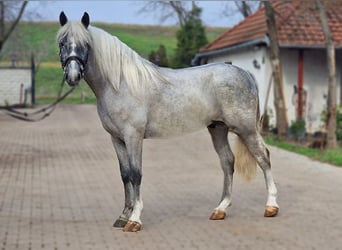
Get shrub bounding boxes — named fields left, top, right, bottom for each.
left=289, top=119, right=306, bottom=141
left=321, top=105, right=342, bottom=142
left=336, top=106, right=342, bottom=141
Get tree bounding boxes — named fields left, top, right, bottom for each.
left=0, top=1, right=28, bottom=52
left=316, top=0, right=337, bottom=148
left=148, top=44, right=169, bottom=67
left=264, top=2, right=288, bottom=138
left=172, top=4, right=208, bottom=68
left=222, top=1, right=262, bottom=19
left=139, top=1, right=190, bottom=26
left=141, top=1, right=262, bottom=26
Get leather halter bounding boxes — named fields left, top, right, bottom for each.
left=61, top=55, right=87, bottom=77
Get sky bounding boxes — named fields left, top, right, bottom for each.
left=26, top=1, right=244, bottom=27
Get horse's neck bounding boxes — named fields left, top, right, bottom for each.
left=84, top=71, right=111, bottom=99
left=84, top=54, right=112, bottom=98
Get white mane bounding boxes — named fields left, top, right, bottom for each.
left=57, top=22, right=168, bottom=96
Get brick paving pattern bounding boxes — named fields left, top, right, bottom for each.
left=1, top=104, right=342, bottom=250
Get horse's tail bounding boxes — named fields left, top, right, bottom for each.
left=234, top=74, right=261, bottom=182
left=233, top=136, right=257, bottom=182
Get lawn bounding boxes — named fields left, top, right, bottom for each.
left=265, top=135, right=342, bottom=167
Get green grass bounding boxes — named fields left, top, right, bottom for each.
left=2, top=21, right=227, bottom=62
left=265, top=135, right=342, bottom=167
left=35, top=66, right=96, bottom=104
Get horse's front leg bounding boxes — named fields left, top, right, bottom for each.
left=208, top=124, right=234, bottom=220
left=111, top=137, right=134, bottom=228
left=121, top=129, right=144, bottom=232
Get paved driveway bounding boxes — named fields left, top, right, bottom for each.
left=1, top=105, right=342, bottom=250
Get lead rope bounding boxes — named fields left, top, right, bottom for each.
left=2, top=76, right=75, bottom=122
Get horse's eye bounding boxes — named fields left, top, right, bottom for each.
left=59, top=42, right=64, bottom=48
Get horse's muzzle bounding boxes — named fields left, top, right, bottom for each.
left=64, top=60, right=83, bottom=86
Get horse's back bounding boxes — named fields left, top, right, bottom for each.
left=160, top=63, right=259, bottom=114
left=161, top=63, right=258, bottom=95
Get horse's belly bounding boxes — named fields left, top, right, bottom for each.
left=145, top=120, right=204, bottom=138
left=145, top=107, right=216, bottom=138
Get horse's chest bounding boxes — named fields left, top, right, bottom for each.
left=97, top=100, right=147, bottom=138
left=97, top=104, right=123, bottom=137
left=98, top=112, right=119, bottom=136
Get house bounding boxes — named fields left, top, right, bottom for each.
left=192, top=1, right=342, bottom=133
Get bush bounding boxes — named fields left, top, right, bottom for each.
left=336, top=106, right=342, bottom=141
left=148, top=45, right=168, bottom=67
left=289, top=119, right=306, bottom=141
left=321, top=105, right=342, bottom=142
left=172, top=5, right=208, bottom=68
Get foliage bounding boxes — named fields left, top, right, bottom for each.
left=321, top=105, right=342, bottom=141
left=172, top=5, right=208, bottom=68
left=148, top=44, right=168, bottom=67
left=289, top=119, right=306, bottom=141
left=265, top=135, right=342, bottom=167
left=336, top=106, right=342, bottom=141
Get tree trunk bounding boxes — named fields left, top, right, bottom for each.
left=264, top=2, right=288, bottom=138
left=0, top=1, right=4, bottom=45
left=0, top=1, right=27, bottom=52
left=316, top=0, right=337, bottom=149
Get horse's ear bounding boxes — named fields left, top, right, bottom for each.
left=59, top=11, right=68, bottom=26
left=81, top=12, right=90, bottom=29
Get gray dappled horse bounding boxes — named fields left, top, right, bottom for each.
left=57, top=12, right=279, bottom=232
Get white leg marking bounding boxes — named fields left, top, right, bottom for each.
left=215, top=197, right=232, bottom=212
left=129, top=198, right=143, bottom=224
left=265, top=169, right=279, bottom=208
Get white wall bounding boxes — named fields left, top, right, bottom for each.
left=281, top=49, right=341, bottom=133
left=0, top=68, right=31, bottom=106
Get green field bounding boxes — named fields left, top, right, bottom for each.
left=1, top=22, right=226, bottom=104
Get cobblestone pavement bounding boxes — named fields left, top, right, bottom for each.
left=1, top=104, right=342, bottom=250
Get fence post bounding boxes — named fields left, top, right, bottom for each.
left=31, top=54, right=35, bottom=106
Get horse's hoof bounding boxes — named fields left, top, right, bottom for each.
left=113, top=217, right=128, bottom=228
left=209, top=210, right=226, bottom=220
left=264, top=206, right=279, bottom=217
left=122, top=220, right=142, bottom=232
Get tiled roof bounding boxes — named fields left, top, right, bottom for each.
left=200, top=0, right=342, bottom=52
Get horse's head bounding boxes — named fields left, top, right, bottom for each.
left=57, top=12, right=90, bottom=86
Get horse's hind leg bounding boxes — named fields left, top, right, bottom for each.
left=239, top=131, right=279, bottom=217
left=208, top=123, right=234, bottom=220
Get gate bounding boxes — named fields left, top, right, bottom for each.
left=0, top=56, right=35, bottom=107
